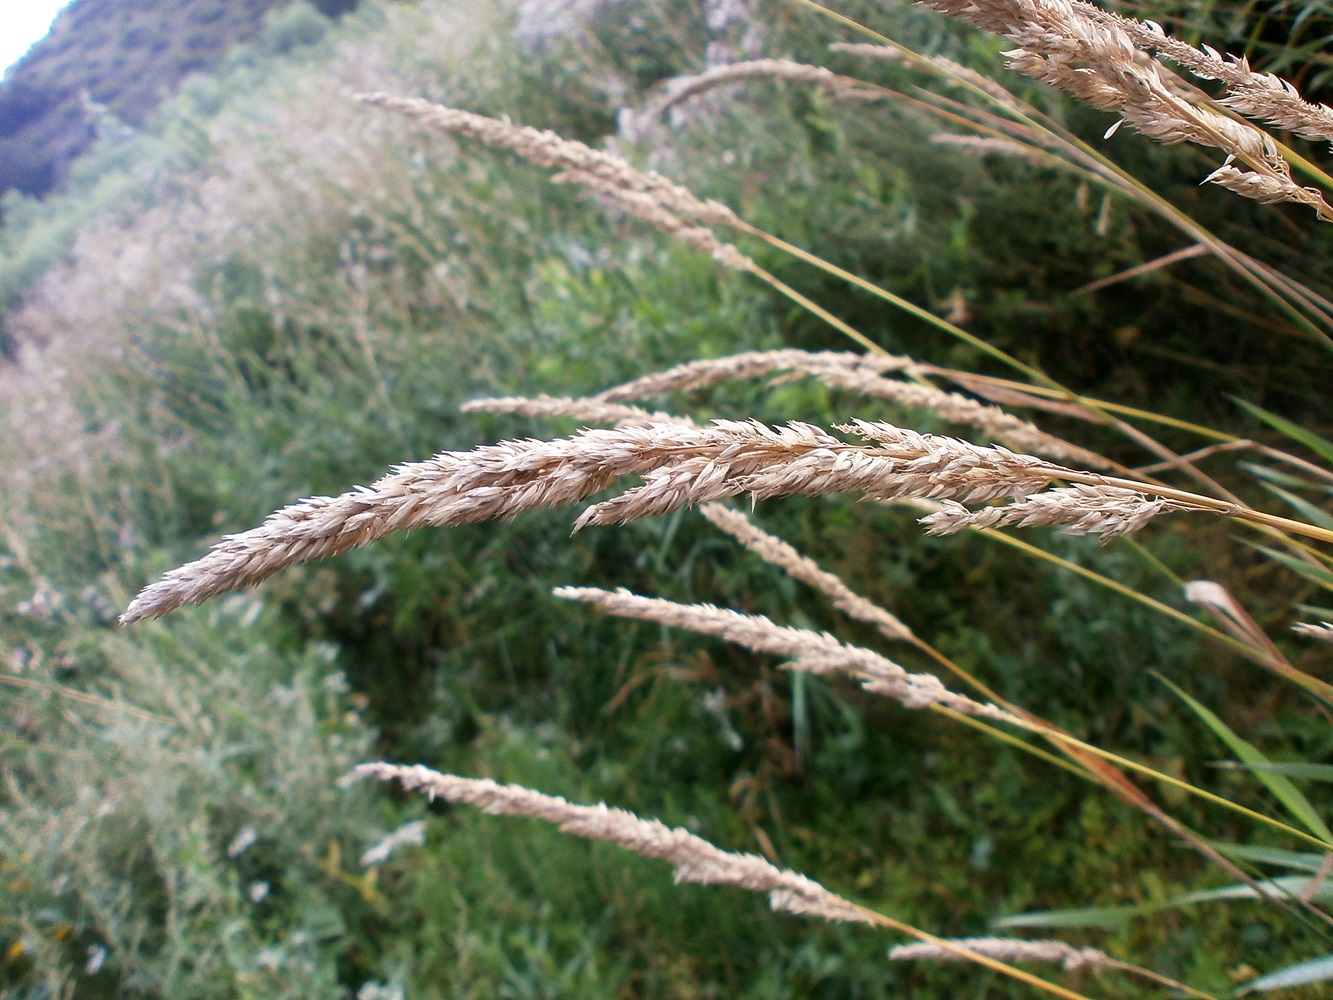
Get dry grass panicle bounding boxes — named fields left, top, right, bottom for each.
left=553, top=585, right=1015, bottom=718
left=354, top=762, right=873, bottom=924
left=890, top=937, right=1110, bottom=971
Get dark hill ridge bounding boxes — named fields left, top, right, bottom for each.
left=0, top=0, right=355, bottom=198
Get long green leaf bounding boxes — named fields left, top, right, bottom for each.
left=995, top=903, right=1164, bottom=929
left=1233, top=397, right=1333, bottom=466
left=998, top=877, right=1333, bottom=929
left=1238, top=954, right=1333, bottom=995
left=1242, top=462, right=1333, bottom=495
left=1212, top=842, right=1328, bottom=872
left=1245, top=543, right=1333, bottom=592
left=1162, top=677, right=1333, bottom=845
left=1230, top=762, right=1333, bottom=783
left=1261, top=483, right=1333, bottom=531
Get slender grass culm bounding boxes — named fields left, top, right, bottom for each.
left=101, top=0, right=1333, bottom=995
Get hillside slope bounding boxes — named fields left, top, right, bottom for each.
left=0, top=0, right=355, bottom=198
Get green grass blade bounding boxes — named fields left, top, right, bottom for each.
left=1261, top=484, right=1333, bottom=530
left=1162, top=677, right=1333, bottom=844
left=1227, top=762, right=1333, bottom=783
left=1212, top=842, right=1327, bottom=872
left=995, top=903, right=1166, bottom=929
left=1171, top=876, right=1333, bottom=904
left=1238, top=954, right=1333, bottom=994
left=999, top=877, right=1333, bottom=930
left=1233, top=397, right=1333, bottom=466
left=1245, top=542, right=1333, bottom=592
left=1243, top=462, right=1333, bottom=494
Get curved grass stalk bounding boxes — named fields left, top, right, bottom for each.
left=728, top=151, right=1322, bottom=514
left=944, top=700, right=1333, bottom=929
left=923, top=647, right=1333, bottom=854
left=743, top=262, right=884, bottom=356
left=1039, top=724, right=1333, bottom=853
left=844, top=911, right=1100, bottom=998
left=953, top=519, right=1269, bottom=658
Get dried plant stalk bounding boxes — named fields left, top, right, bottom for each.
left=355, top=763, right=873, bottom=922
left=832, top=42, right=1030, bottom=112
left=889, top=934, right=1214, bottom=997
left=354, top=92, right=759, bottom=273
left=554, top=585, right=1017, bottom=720
left=355, top=93, right=739, bottom=228
left=572, top=419, right=1073, bottom=527
left=699, top=502, right=915, bottom=642
left=355, top=764, right=1100, bottom=999
left=121, top=419, right=712, bottom=622
left=596, top=349, right=918, bottom=401
left=919, top=484, right=1176, bottom=540
left=890, top=936, right=1109, bottom=970
left=548, top=167, right=756, bottom=271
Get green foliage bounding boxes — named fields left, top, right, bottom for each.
left=259, top=2, right=333, bottom=58
left=0, top=606, right=380, bottom=997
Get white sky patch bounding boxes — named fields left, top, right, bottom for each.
left=1, top=1, right=73, bottom=80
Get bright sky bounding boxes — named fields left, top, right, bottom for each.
left=0, top=0, right=72, bottom=78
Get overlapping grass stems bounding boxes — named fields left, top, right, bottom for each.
left=113, top=0, right=1333, bottom=994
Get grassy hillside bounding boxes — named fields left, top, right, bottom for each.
left=0, top=0, right=355, bottom=199
left=1, top=0, right=1332, bottom=996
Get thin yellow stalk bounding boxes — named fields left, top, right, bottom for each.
left=940, top=706, right=1095, bottom=779
left=738, top=221, right=1051, bottom=382
left=737, top=223, right=1238, bottom=497
left=1100, top=959, right=1219, bottom=1000
left=744, top=264, right=884, bottom=355
left=924, top=657, right=1331, bottom=851
left=962, top=523, right=1263, bottom=658
left=736, top=179, right=1295, bottom=512
left=934, top=374, right=1333, bottom=527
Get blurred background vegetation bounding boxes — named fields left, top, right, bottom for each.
left=0, top=0, right=1331, bottom=996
